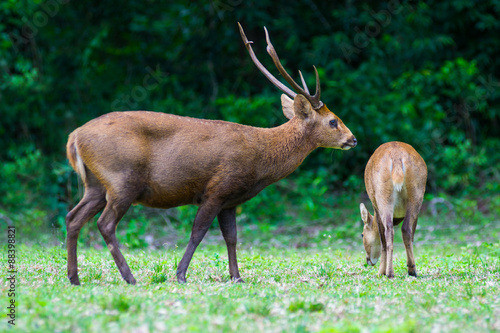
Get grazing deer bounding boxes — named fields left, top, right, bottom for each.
left=360, top=141, right=427, bottom=278
left=65, top=23, right=357, bottom=285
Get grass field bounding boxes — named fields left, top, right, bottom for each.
left=2, top=211, right=500, bottom=332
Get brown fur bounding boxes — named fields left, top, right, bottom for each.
left=360, top=141, right=427, bottom=278
left=66, top=94, right=357, bottom=285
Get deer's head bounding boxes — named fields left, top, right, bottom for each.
left=360, top=203, right=382, bottom=266
left=239, top=23, right=357, bottom=150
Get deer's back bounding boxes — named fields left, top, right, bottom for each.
left=69, top=111, right=272, bottom=208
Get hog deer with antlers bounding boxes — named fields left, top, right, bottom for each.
left=65, top=23, right=357, bottom=285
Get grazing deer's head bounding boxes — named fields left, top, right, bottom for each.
left=360, top=203, right=381, bottom=266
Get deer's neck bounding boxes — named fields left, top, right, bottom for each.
left=259, top=118, right=317, bottom=181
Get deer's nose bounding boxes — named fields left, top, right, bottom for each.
left=352, top=137, right=358, bottom=147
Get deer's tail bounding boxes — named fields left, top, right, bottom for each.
left=391, top=158, right=405, bottom=192
left=66, top=133, right=87, bottom=183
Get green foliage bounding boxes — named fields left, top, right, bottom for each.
left=239, top=168, right=344, bottom=228
left=216, top=94, right=280, bottom=127
left=390, top=57, right=498, bottom=191
left=0, top=145, right=69, bottom=236
left=120, top=218, right=148, bottom=249
left=1, top=0, right=499, bottom=238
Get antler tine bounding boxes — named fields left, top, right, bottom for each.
left=238, top=23, right=296, bottom=99
left=312, top=66, right=322, bottom=108
left=298, top=70, right=310, bottom=95
left=264, top=27, right=323, bottom=110
left=300, top=68, right=323, bottom=108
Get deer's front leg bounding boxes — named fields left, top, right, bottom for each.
left=218, top=207, right=243, bottom=282
left=384, top=216, right=395, bottom=278
left=376, top=213, right=387, bottom=276
left=378, top=248, right=387, bottom=276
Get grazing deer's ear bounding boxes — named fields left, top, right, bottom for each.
left=293, top=94, right=313, bottom=119
left=281, top=94, right=295, bottom=120
left=360, top=203, right=369, bottom=225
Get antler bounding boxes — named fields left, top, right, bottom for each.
left=238, top=23, right=324, bottom=110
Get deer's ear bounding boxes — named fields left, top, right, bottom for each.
left=281, top=94, right=294, bottom=120
left=360, top=203, right=369, bottom=225
left=293, top=94, right=313, bottom=119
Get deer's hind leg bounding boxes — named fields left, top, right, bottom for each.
left=66, top=173, right=107, bottom=285
left=96, top=190, right=137, bottom=284
left=402, top=211, right=419, bottom=277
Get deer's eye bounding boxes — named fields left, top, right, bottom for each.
left=329, top=119, right=338, bottom=128
left=361, top=233, right=364, bottom=238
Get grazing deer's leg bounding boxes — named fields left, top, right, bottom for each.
left=177, top=201, right=222, bottom=283
left=96, top=197, right=136, bottom=284
left=378, top=246, right=387, bottom=276
left=411, top=213, right=418, bottom=242
left=383, top=214, right=395, bottom=278
left=402, top=212, right=418, bottom=277
left=66, top=185, right=106, bottom=285
left=218, top=207, right=243, bottom=283
left=375, top=211, right=387, bottom=276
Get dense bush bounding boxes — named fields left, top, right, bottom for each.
left=1, top=0, right=499, bottom=238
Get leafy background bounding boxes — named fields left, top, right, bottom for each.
left=0, top=0, right=499, bottom=242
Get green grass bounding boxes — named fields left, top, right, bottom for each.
left=2, top=213, right=500, bottom=332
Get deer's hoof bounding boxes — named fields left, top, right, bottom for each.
left=69, top=275, right=81, bottom=286
left=126, top=277, right=137, bottom=285
left=231, top=277, right=245, bottom=283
